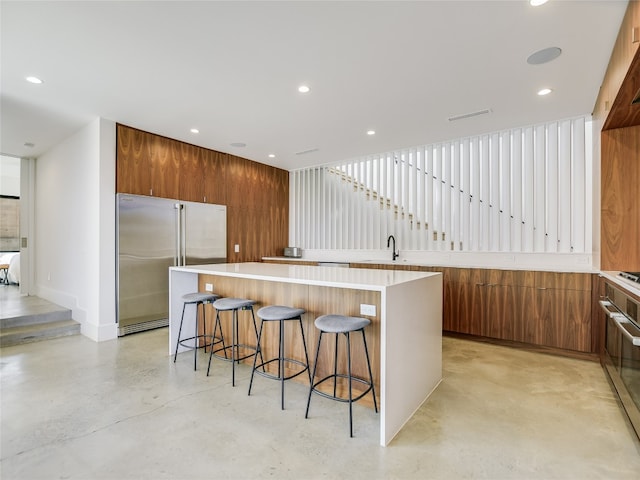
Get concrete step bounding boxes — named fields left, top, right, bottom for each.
left=0, top=319, right=81, bottom=347
left=0, top=307, right=72, bottom=329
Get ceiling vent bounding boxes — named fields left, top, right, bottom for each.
left=295, top=148, right=319, bottom=155
left=448, top=109, right=492, bottom=122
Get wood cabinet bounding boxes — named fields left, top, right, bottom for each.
left=595, top=1, right=640, bottom=272
left=150, top=134, right=180, bottom=199
left=269, top=262, right=594, bottom=354
left=203, top=150, right=227, bottom=205
left=447, top=269, right=535, bottom=342
left=529, top=272, right=592, bottom=352
left=116, top=125, right=180, bottom=198
left=116, top=125, right=152, bottom=195
left=593, top=2, right=640, bottom=128
left=177, top=141, right=204, bottom=202
left=601, top=126, right=640, bottom=271
left=448, top=269, right=592, bottom=352
left=262, top=259, right=319, bottom=266
left=116, top=124, right=289, bottom=262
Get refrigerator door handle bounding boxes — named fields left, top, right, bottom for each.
left=174, top=203, right=182, bottom=266
left=180, top=204, right=187, bottom=266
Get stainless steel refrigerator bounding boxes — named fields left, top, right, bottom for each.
left=116, top=193, right=226, bottom=336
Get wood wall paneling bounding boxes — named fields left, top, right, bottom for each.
left=116, top=124, right=289, bottom=262
left=603, top=47, right=640, bottom=130
left=150, top=135, right=180, bottom=199
left=203, top=151, right=227, bottom=205
left=178, top=142, right=205, bottom=202
left=116, top=124, right=152, bottom=195
left=601, top=126, right=640, bottom=271
left=593, top=1, right=640, bottom=125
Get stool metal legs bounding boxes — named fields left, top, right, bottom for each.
left=248, top=316, right=311, bottom=410
left=207, top=306, right=262, bottom=386
left=173, top=300, right=213, bottom=370
left=305, top=328, right=378, bottom=437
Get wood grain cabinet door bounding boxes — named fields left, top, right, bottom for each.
left=116, top=124, right=152, bottom=195
left=150, top=135, right=180, bottom=199
left=446, top=269, right=486, bottom=335
left=178, top=142, right=205, bottom=202
left=203, top=150, right=227, bottom=205
left=533, top=272, right=592, bottom=352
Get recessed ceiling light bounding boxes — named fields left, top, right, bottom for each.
left=190, top=128, right=199, bottom=134
left=298, top=85, right=310, bottom=93
left=537, top=88, right=552, bottom=96
left=367, top=130, right=376, bottom=136
left=230, top=142, right=246, bottom=148
left=268, top=154, right=276, bottom=158
left=530, top=0, right=548, bottom=6
left=26, top=76, right=43, bottom=84
left=24, top=142, right=35, bottom=148
left=527, top=47, right=562, bottom=65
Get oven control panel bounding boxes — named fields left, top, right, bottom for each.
left=605, top=282, right=639, bottom=326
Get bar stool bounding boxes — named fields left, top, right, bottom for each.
left=248, top=305, right=311, bottom=410
left=173, top=292, right=221, bottom=370
left=206, top=298, right=262, bottom=386
left=305, top=314, right=378, bottom=437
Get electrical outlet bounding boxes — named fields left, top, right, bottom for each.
left=205, top=283, right=213, bottom=292
left=234, top=244, right=240, bottom=253
left=360, top=304, right=376, bottom=316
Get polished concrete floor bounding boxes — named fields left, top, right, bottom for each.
left=1, top=312, right=640, bottom=479
left=0, top=285, right=69, bottom=320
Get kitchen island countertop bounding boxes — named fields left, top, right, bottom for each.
left=169, top=262, right=442, bottom=446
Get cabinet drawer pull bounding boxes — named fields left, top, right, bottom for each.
left=536, top=287, right=547, bottom=290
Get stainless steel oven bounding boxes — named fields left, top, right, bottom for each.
left=600, top=280, right=640, bottom=440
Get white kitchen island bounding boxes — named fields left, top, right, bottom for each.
left=169, top=262, right=442, bottom=446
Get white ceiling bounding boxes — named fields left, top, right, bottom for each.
left=0, top=1, right=628, bottom=171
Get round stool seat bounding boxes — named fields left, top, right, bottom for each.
left=213, top=298, right=256, bottom=311
left=182, top=292, right=219, bottom=304
left=314, top=314, right=370, bottom=334
left=207, top=297, right=261, bottom=386
left=174, top=291, right=223, bottom=371
left=258, top=305, right=305, bottom=321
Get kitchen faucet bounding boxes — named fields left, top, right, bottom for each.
left=387, top=235, right=399, bottom=261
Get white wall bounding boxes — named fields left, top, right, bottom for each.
left=34, top=118, right=117, bottom=341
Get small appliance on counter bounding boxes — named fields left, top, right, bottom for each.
left=283, top=247, right=302, bottom=258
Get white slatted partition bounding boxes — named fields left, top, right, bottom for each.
left=511, top=129, right=523, bottom=252
left=289, top=115, right=591, bottom=254
left=523, top=127, right=534, bottom=252
left=546, top=123, right=559, bottom=252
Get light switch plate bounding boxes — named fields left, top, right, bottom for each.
left=205, top=283, right=213, bottom=292
left=360, top=304, right=376, bottom=316
left=234, top=244, right=240, bottom=253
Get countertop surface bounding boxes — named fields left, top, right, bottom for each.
left=171, top=262, right=438, bottom=291
left=261, top=255, right=598, bottom=272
